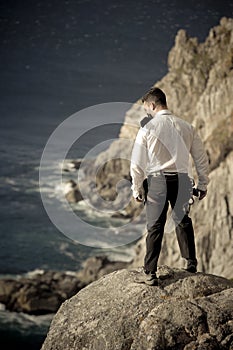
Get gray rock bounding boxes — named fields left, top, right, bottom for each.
left=76, top=255, right=131, bottom=287
left=0, top=256, right=130, bottom=315
left=0, top=271, right=82, bottom=314
left=41, top=266, right=233, bottom=350
left=61, top=179, right=83, bottom=203
left=62, top=159, right=83, bottom=172
left=65, top=187, right=83, bottom=203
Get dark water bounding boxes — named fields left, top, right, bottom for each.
left=0, top=0, right=232, bottom=348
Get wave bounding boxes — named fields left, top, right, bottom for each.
left=0, top=308, right=53, bottom=350
left=0, top=309, right=54, bottom=329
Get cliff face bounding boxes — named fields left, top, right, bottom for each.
left=117, top=17, right=233, bottom=162
left=92, top=17, right=233, bottom=278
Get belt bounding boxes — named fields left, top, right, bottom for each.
left=149, top=171, right=178, bottom=177
left=163, top=172, right=178, bottom=176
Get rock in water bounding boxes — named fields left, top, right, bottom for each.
left=0, top=271, right=82, bottom=314
left=41, top=266, right=233, bottom=350
left=76, top=255, right=130, bottom=287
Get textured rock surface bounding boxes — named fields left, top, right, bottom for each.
left=41, top=267, right=233, bottom=350
left=76, top=17, right=233, bottom=278
left=76, top=255, right=130, bottom=287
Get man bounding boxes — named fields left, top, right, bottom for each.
left=130, top=87, right=209, bottom=286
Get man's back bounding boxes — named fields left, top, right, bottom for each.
left=141, top=110, right=194, bottom=175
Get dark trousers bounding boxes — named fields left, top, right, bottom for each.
left=144, top=173, right=197, bottom=273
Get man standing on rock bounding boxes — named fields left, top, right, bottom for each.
left=130, top=87, right=209, bottom=286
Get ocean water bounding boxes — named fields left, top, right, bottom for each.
left=1, top=0, right=233, bottom=348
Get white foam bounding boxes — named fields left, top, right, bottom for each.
left=0, top=303, right=6, bottom=311
left=25, top=269, right=45, bottom=278
left=0, top=308, right=54, bottom=331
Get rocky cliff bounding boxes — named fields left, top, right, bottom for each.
left=81, top=17, right=233, bottom=279
left=41, top=267, right=233, bottom=350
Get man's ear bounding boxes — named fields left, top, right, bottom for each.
left=151, top=102, right=156, bottom=110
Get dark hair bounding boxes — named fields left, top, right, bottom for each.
left=141, top=87, right=167, bottom=107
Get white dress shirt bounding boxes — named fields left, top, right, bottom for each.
left=130, top=109, right=209, bottom=198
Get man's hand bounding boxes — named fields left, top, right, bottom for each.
left=197, top=189, right=207, bottom=200
left=135, top=194, right=144, bottom=202
left=134, top=189, right=145, bottom=203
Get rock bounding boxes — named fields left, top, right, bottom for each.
left=0, top=271, right=82, bottom=315
left=62, top=179, right=83, bottom=203
left=62, top=159, right=83, bottom=172
left=65, top=187, right=83, bottom=203
left=76, top=255, right=131, bottom=287
left=0, top=279, right=22, bottom=305
left=0, top=256, right=131, bottom=315
left=41, top=267, right=233, bottom=350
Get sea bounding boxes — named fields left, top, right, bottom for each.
left=0, top=0, right=232, bottom=348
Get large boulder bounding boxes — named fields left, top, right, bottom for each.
left=41, top=266, right=233, bottom=350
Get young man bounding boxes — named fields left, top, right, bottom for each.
left=130, top=87, right=209, bottom=286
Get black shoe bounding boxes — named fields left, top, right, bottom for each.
left=186, top=265, right=197, bottom=273
left=186, top=259, right=197, bottom=273
left=136, top=269, right=158, bottom=286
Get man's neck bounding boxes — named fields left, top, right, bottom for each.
left=152, top=105, right=168, bottom=116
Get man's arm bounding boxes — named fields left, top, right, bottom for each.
left=190, top=127, right=209, bottom=198
left=130, top=127, right=148, bottom=201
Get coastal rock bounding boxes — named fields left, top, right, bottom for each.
left=62, top=159, right=83, bottom=172
left=62, top=179, right=83, bottom=203
left=76, top=255, right=131, bottom=287
left=41, top=267, right=233, bottom=350
left=0, top=256, right=130, bottom=315
left=0, top=271, right=82, bottom=315
left=65, top=187, right=83, bottom=203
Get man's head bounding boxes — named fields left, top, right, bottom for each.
left=142, top=87, right=167, bottom=116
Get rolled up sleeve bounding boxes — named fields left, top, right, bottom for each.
left=190, top=128, right=209, bottom=191
left=130, top=128, right=148, bottom=198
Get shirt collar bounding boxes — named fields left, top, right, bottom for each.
left=155, top=109, right=172, bottom=117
